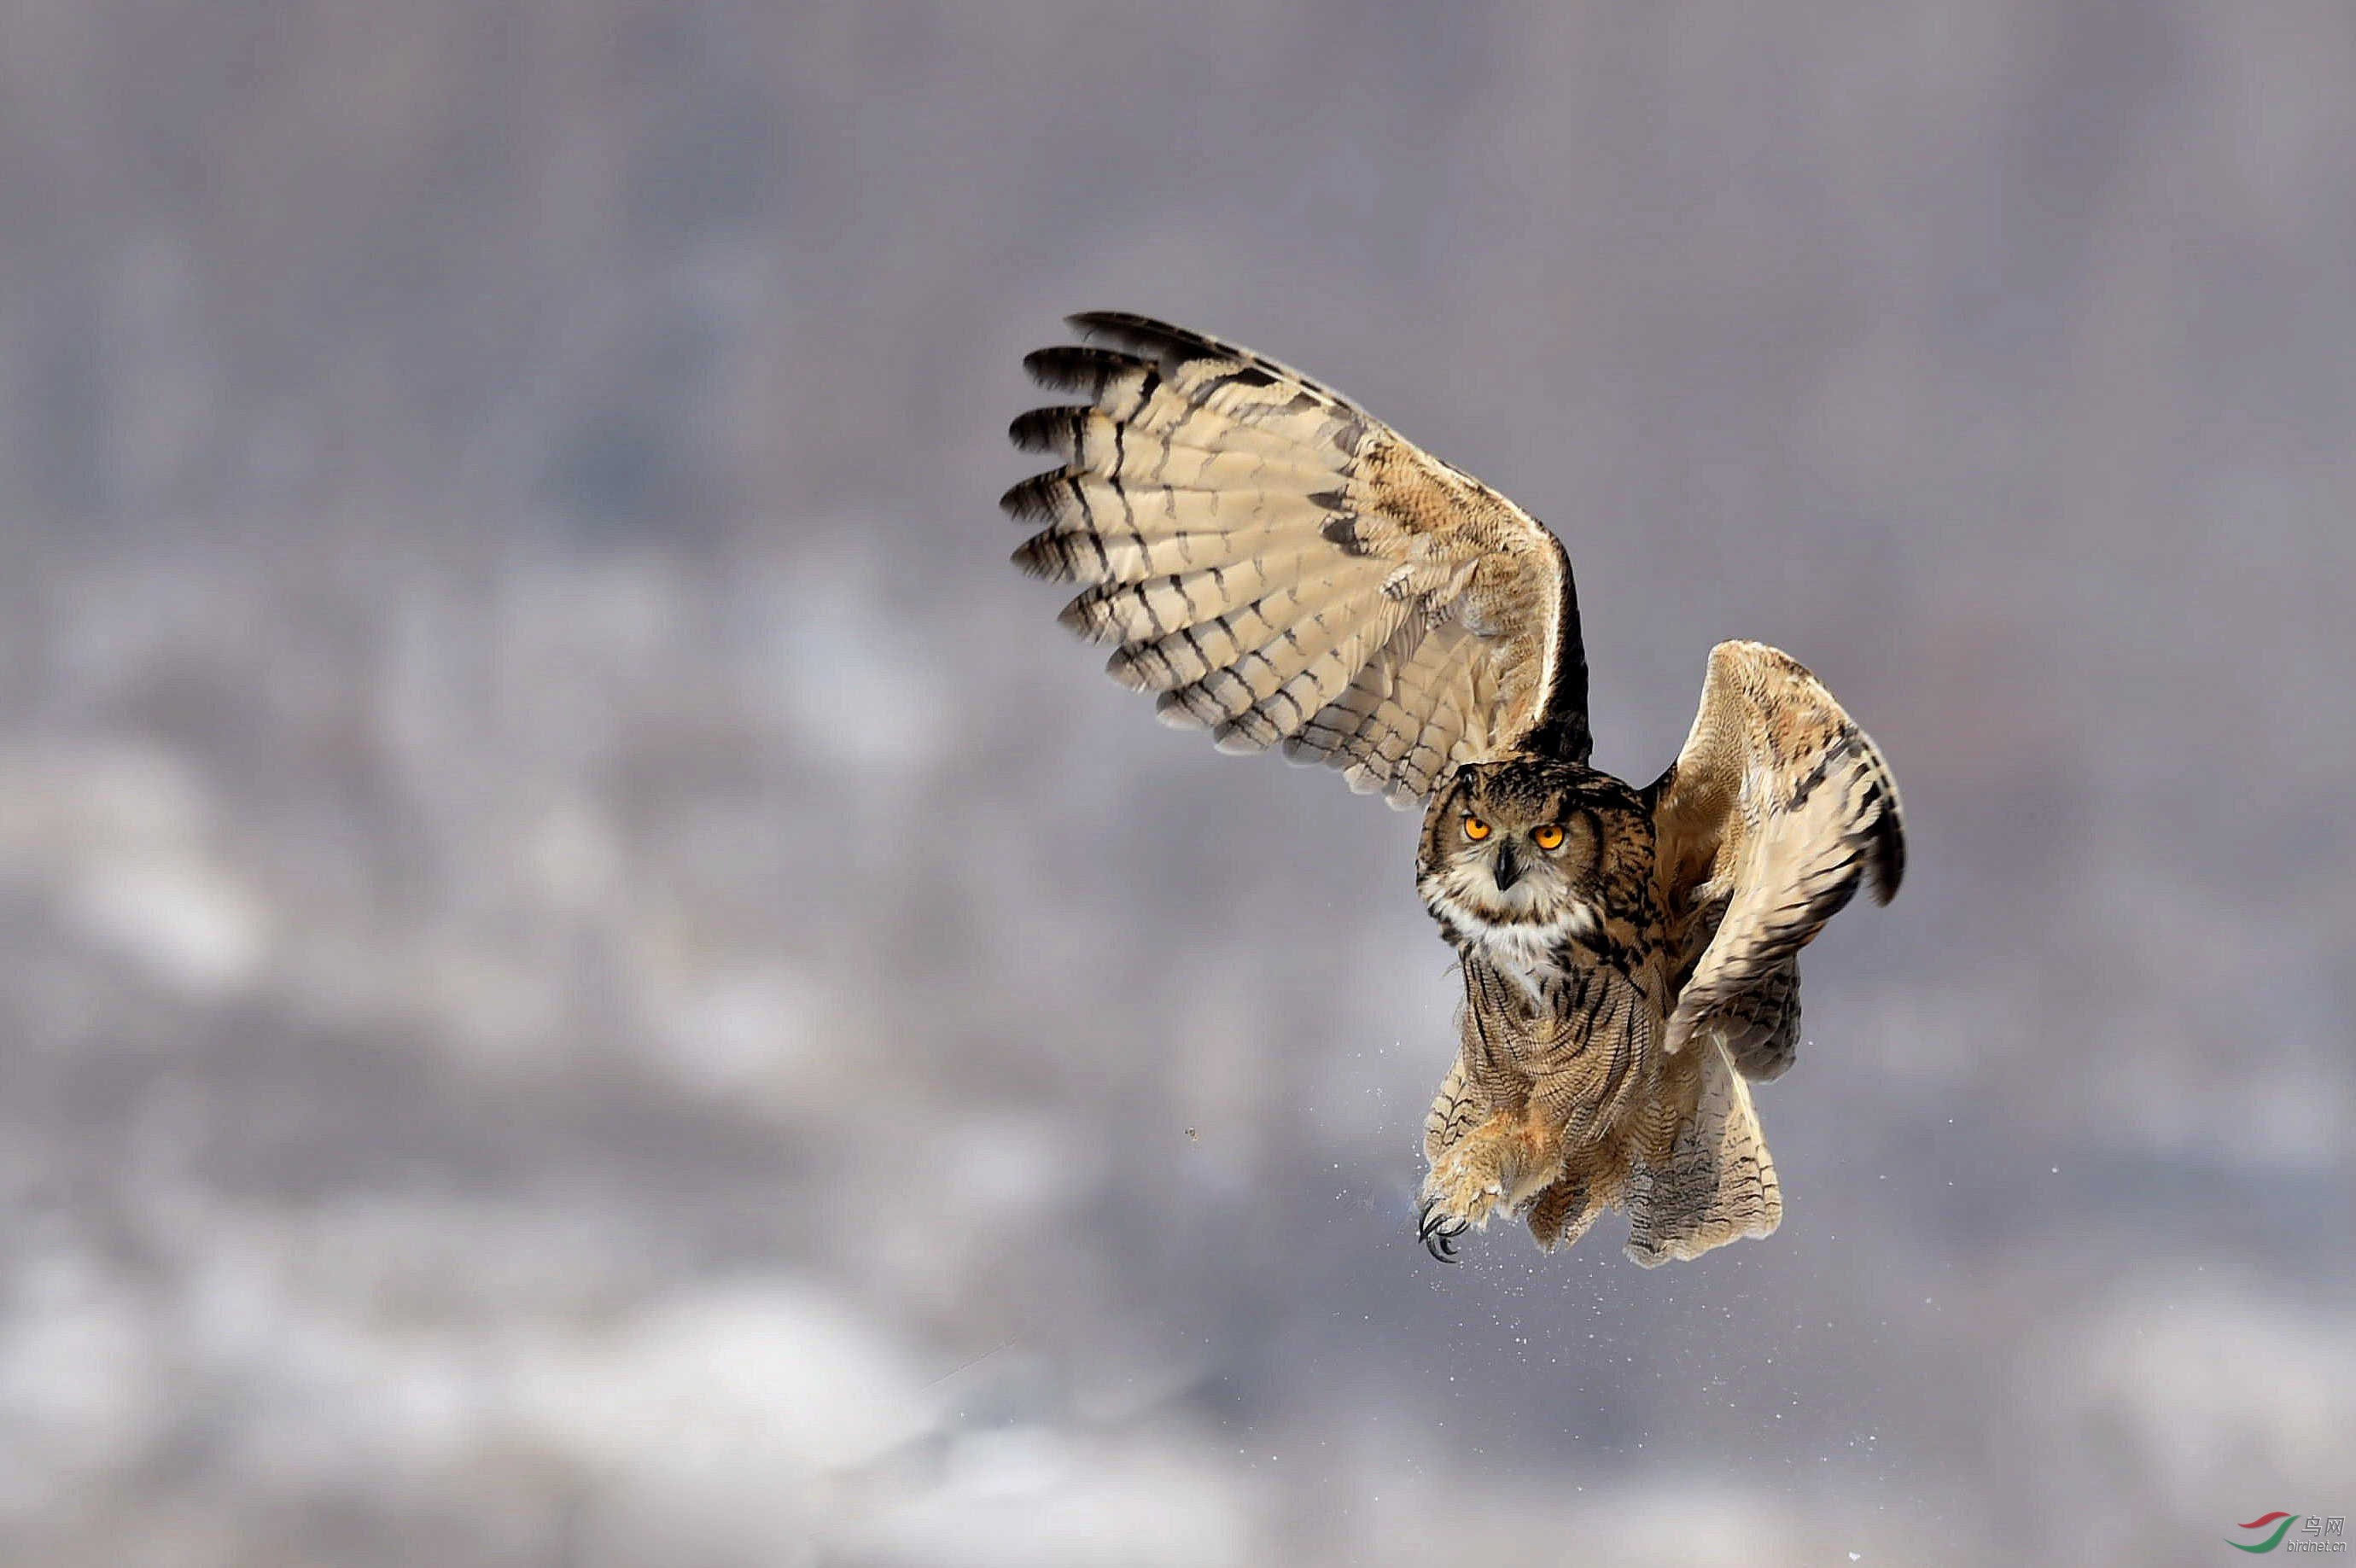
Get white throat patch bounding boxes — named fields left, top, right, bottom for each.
left=1454, top=901, right=1604, bottom=994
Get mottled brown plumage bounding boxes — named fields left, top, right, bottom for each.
left=1414, top=740, right=1799, bottom=1265
left=1006, top=314, right=1904, bottom=1266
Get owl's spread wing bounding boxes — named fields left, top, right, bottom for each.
left=1650, top=641, right=1904, bottom=1058
left=1005, top=312, right=1590, bottom=805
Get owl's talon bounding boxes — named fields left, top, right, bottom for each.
left=1416, top=1197, right=1469, bottom=1261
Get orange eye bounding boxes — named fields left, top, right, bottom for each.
left=1461, top=815, right=1490, bottom=841
left=1532, top=824, right=1565, bottom=851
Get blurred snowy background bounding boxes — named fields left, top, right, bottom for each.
left=2, top=3, right=2351, bottom=1564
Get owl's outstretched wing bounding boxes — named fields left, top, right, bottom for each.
left=1005, top=312, right=1590, bottom=806
left=1650, top=641, right=1904, bottom=1060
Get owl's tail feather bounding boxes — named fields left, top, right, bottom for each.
left=1524, top=1158, right=1620, bottom=1252
left=1620, top=1042, right=1782, bottom=1267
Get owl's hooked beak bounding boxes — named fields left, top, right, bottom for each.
left=1490, top=842, right=1523, bottom=891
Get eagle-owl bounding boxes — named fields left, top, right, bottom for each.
left=1005, top=313, right=1905, bottom=1267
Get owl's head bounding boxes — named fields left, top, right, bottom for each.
left=1416, top=758, right=1652, bottom=944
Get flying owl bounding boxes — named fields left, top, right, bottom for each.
left=1004, top=312, right=1904, bottom=1267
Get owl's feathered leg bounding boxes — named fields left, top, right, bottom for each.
left=1415, top=1057, right=1479, bottom=1259
left=1417, top=1105, right=1570, bottom=1252
left=1413, top=967, right=1589, bottom=1257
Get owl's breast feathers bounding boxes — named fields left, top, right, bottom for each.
left=1456, top=942, right=1671, bottom=1152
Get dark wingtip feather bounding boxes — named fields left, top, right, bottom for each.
left=998, top=470, right=1070, bottom=522
left=1064, top=310, right=1357, bottom=411
left=1152, top=687, right=1219, bottom=731
left=1863, top=733, right=1907, bottom=902
left=1867, top=798, right=1906, bottom=903
left=1008, top=406, right=1081, bottom=454
left=1022, top=344, right=1149, bottom=394
left=1065, top=308, right=1182, bottom=339
left=1010, top=533, right=1074, bottom=582
left=1055, top=588, right=1126, bottom=643
left=1065, top=311, right=1226, bottom=365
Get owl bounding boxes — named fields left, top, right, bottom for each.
left=1005, top=312, right=1904, bottom=1266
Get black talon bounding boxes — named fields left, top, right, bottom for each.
left=1416, top=1198, right=1467, bottom=1262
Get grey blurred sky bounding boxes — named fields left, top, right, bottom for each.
left=1, top=3, right=2351, bottom=1565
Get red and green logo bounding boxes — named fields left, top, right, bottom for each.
left=2228, top=1513, right=2301, bottom=1553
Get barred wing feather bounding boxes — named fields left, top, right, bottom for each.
left=1005, top=312, right=1589, bottom=805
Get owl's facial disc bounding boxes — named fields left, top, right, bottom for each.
left=1419, top=760, right=1636, bottom=947
left=1461, top=830, right=1571, bottom=919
